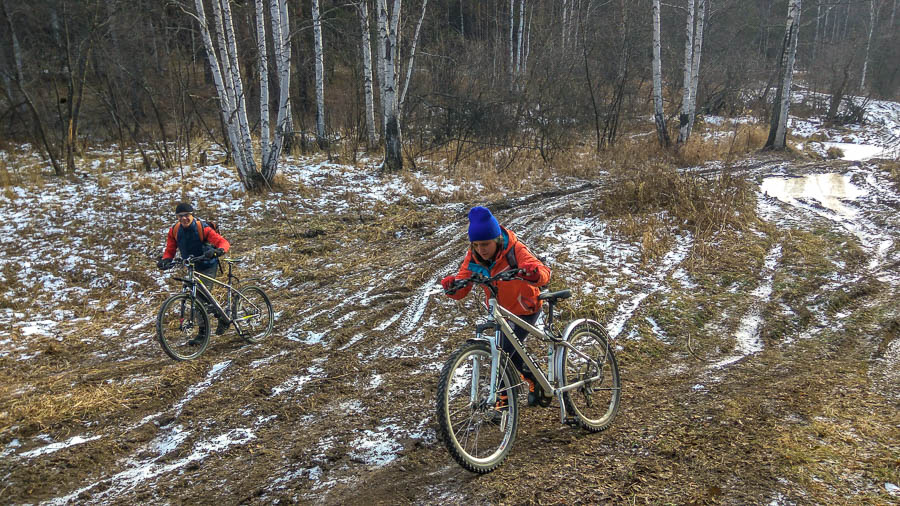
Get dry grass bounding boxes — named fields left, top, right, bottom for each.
left=595, top=162, right=759, bottom=263
left=826, top=146, right=845, bottom=159
left=0, top=378, right=144, bottom=435
left=676, top=123, right=770, bottom=166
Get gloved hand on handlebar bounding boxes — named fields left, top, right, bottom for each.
left=203, top=248, right=224, bottom=260
left=441, top=275, right=459, bottom=294
left=157, top=257, right=174, bottom=270
left=518, top=263, right=543, bottom=283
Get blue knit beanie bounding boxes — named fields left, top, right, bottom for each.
left=468, top=206, right=501, bottom=242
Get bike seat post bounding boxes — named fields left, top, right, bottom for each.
left=545, top=301, right=555, bottom=330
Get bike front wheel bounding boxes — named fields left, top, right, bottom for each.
left=562, top=321, right=621, bottom=432
left=156, top=293, right=210, bottom=361
left=235, top=286, right=273, bottom=343
left=435, top=339, right=519, bottom=473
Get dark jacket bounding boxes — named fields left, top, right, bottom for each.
left=162, top=219, right=230, bottom=270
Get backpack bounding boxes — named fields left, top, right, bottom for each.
left=171, top=219, right=219, bottom=243
left=505, top=240, right=550, bottom=286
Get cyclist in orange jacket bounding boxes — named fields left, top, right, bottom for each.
left=441, top=206, right=551, bottom=405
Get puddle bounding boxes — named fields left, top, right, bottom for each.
left=760, top=173, right=865, bottom=217
left=821, top=142, right=886, bottom=161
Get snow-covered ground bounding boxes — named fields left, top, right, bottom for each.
left=1, top=91, right=899, bottom=503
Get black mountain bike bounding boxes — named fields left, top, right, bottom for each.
left=156, top=255, right=273, bottom=361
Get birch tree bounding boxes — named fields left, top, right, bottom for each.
left=263, top=0, right=292, bottom=178
left=377, top=0, right=403, bottom=171
left=357, top=0, right=377, bottom=149
left=312, top=0, right=327, bottom=148
left=766, top=0, right=801, bottom=150
left=192, top=0, right=292, bottom=190
left=677, top=0, right=706, bottom=144
left=860, top=0, right=877, bottom=90
left=399, top=0, right=428, bottom=113
left=374, top=0, right=429, bottom=171
left=652, top=0, right=670, bottom=147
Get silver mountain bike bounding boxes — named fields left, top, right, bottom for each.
left=435, top=269, right=621, bottom=473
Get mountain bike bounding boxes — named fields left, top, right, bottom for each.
left=156, top=254, right=274, bottom=361
left=435, top=269, right=621, bottom=473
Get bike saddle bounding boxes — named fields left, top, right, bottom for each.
left=538, top=289, right=571, bottom=302
left=223, top=257, right=244, bottom=264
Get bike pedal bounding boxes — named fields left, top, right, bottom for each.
left=564, top=417, right=579, bottom=427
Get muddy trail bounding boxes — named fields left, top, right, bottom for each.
left=2, top=155, right=899, bottom=504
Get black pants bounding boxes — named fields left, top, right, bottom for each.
left=195, top=264, right=219, bottom=325
left=501, top=311, right=541, bottom=381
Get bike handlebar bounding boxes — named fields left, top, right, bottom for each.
left=443, top=269, right=524, bottom=295
left=158, top=253, right=217, bottom=271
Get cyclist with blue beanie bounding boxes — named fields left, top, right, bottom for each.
left=441, top=206, right=551, bottom=405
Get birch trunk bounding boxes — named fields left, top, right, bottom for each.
left=400, top=0, right=428, bottom=113
left=508, top=0, right=514, bottom=80
left=263, top=0, right=292, bottom=177
left=378, top=0, right=403, bottom=171
left=652, top=0, right=670, bottom=147
left=376, top=1, right=387, bottom=133
left=222, top=0, right=255, bottom=174
left=358, top=0, right=378, bottom=149
left=860, top=0, right=875, bottom=90
left=684, top=0, right=705, bottom=141
left=517, top=0, right=526, bottom=77
left=312, top=0, right=327, bottom=147
left=813, top=2, right=820, bottom=63
left=677, top=0, right=695, bottom=144
left=766, top=0, right=801, bottom=150
left=256, top=0, right=271, bottom=166
left=194, top=0, right=239, bottom=167
left=197, top=0, right=290, bottom=189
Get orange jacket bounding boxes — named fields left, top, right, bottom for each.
left=447, top=227, right=550, bottom=315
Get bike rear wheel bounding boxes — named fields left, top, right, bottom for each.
left=435, top=339, right=519, bottom=473
left=156, top=293, right=210, bottom=361
left=562, top=321, right=620, bottom=432
left=235, top=286, right=273, bottom=343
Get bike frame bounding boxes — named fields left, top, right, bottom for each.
left=179, top=259, right=259, bottom=336
left=478, top=296, right=608, bottom=424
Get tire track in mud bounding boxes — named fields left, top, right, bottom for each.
left=759, top=168, right=898, bottom=281
left=605, top=232, right=694, bottom=339
left=709, top=244, right=781, bottom=371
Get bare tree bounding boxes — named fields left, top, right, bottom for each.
left=677, top=0, right=706, bottom=145
left=357, top=0, right=378, bottom=149
left=860, top=0, right=878, bottom=90
left=192, top=0, right=291, bottom=190
left=652, top=0, right=670, bottom=147
left=400, top=0, right=428, bottom=113
left=312, top=0, right=327, bottom=148
left=263, top=0, right=292, bottom=177
left=766, top=0, right=801, bottom=150
left=377, top=0, right=402, bottom=171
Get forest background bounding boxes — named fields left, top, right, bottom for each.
left=1, top=0, right=898, bottom=184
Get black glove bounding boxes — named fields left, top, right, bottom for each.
left=214, top=248, right=225, bottom=257
left=203, top=249, right=216, bottom=260
left=157, top=258, right=173, bottom=270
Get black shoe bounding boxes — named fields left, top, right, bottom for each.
left=187, top=336, right=204, bottom=346
left=215, top=318, right=229, bottom=335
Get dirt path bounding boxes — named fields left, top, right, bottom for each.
left=2, top=157, right=898, bottom=504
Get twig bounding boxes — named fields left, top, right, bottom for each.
left=686, top=332, right=709, bottom=362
